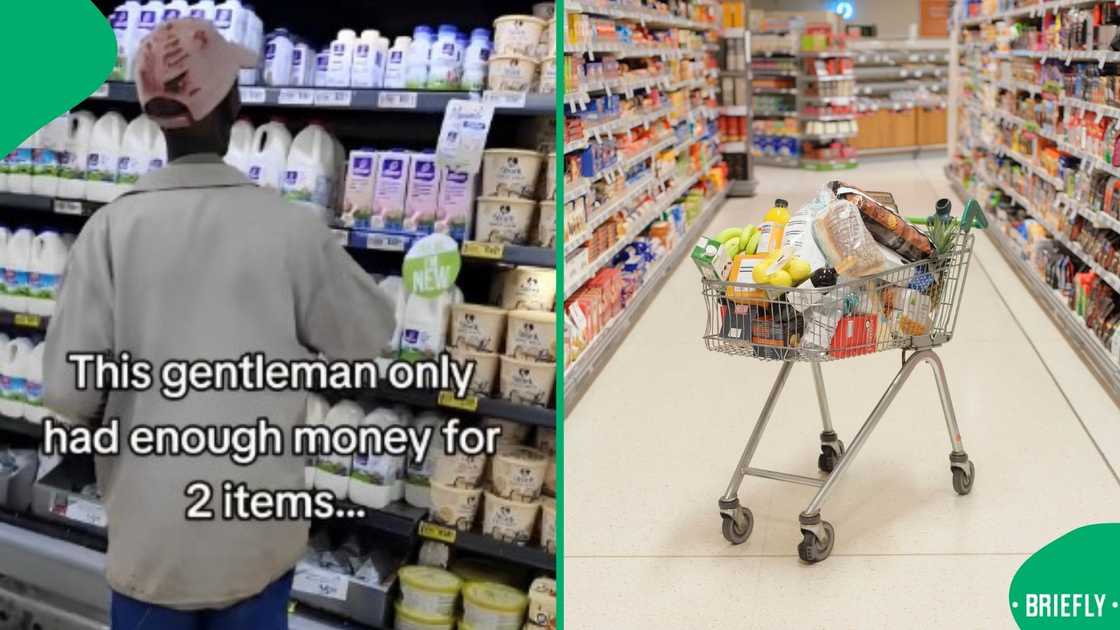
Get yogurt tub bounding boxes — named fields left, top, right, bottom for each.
left=527, top=577, right=557, bottom=627
left=490, top=446, right=548, bottom=501
left=483, top=490, right=540, bottom=545
left=429, top=480, right=483, bottom=530
left=540, top=497, right=556, bottom=554
left=449, top=346, right=499, bottom=396
left=533, top=3, right=556, bottom=19
left=505, top=310, right=556, bottom=363
left=487, top=54, right=539, bottom=92
left=481, top=416, right=532, bottom=445
left=500, top=267, right=556, bottom=312
left=535, top=428, right=556, bottom=457
left=535, top=201, right=556, bottom=248
left=481, top=149, right=543, bottom=199
left=538, top=56, right=556, bottom=93
left=463, top=581, right=529, bottom=630
left=398, top=565, right=463, bottom=619
left=544, top=152, right=556, bottom=200
left=432, top=449, right=488, bottom=488
left=543, top=457, right=556, bottom=497
left=450, top=303, right=507, bottom=353
left=493, top=15, right=547, bottom=56
left=395, top=602, right=455, bottom=630
left=450, top=558, right=522, bottom=588
left=475, top=197, right=537, bottom=244
left=499, top=355, right=556, bottom=408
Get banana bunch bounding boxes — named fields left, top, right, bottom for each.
left=713, top=224, right=762, bottom=257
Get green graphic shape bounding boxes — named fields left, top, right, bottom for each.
left=1009, top=524, right=1120, bottom=628
left=0, top=2, right=115, bottom=156
left=402, top=234, right=462, bottom=298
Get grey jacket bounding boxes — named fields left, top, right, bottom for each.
left=43, top=154, right=395, bottom=609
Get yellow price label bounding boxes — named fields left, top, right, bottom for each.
left=438, top=390, right=479, bottom=412
left=13, top=314, right=42, bottom=328
left=419, top=521, right=458, bottom=544
left=287, top=601, right=297, bottom=615
left=462, top=241, right=505, bottom=260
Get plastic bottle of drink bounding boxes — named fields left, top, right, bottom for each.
left=314, top=49, right=330, bottom=87
left=462, top=28, right=492, bottom=91
left=23, top=342, right=47, bottom=424
left=290, top=39, right=315, bottom=86
left=427, top=25, right=462, bottom=90
left=245, top=119, right=293, bottom=189
left=351, top=30, right=383, bottom=88
left=32, top=115, right=69, bottom=198
left=0, top=229, right=10, bottom=309
left=7, top=132, right=38, bottom=195
left=405, top=26, right=434, bottom=89
left=188, top=0, right=216, bottom=22
left=283, top=123, right=338, bottom=222
left=136, top=1, right=164, bottom=38
left=214, top=0, right=248, bottom=45
left=0, top=337, right=34, bottom=419
left=756, top=198, right=791, bottom=255
left=240, top=5, right=264, bottom=85
left=109, top=2, right=142, bottom=80
left=224, top=118, right=255, bottom=173
left=85, top=111, right=128, bottom=202
left=3, top=229, right=33, bottom=313
left=328, top=29, right=357, bottom=87
left=383, top=36, right=412, bottom=89
left=161, top=0, right=190, bottom=21
left=28, top=232, right=69, bottom=318
left=264, top=29, right=295, bottom=86
left=116, top=115, right=166, bottom=194
left=58, top=112, right=97, bottom=199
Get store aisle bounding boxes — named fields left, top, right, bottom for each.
left=564, top=157, right=1120, bottom=629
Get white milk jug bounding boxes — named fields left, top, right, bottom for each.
left=314, top=49, right=330, bottom=87
left=117, top=115, right=165, bottom=194
left=31, top=115, right=69, bottom=198
left=327, top=29, right=357, bottom=87
left=405, top=26, right=434, bottom=89
left=0, top=338, right=34, bottom=419
left=246, top=120, right=292, bottom=189
left=161, top=0, right=190, bottom=21
left=7, top=131, right=38, bottom=195
left=349, top=408, right=407, bottom=509
left=463, top=28, right=492, bottom=91
left=224, top=118, right=255, bottom=174
left=0, top=229, right=9, bottom=309
left=290, top=40, right=315, bottom=86
left=314, top=400, right=365, bottom=498
left=135, top=1, right=164, bottom=39
left=28, top=232, right=70, bottom=318
left=23, top=343, right=46, bottom=424
left=383, top=36, right=411, bottom=89
left=109, top=2, right=143, bottom=80
left=239, top=5, right=264, bottom=85
left=3, top=229, right=33, bottom=314
left=85, top=111, right=128, bottom=202
left=263, top=29, right=295, bottom=86
left=58, top=111, right=97, bottom=199
left=304, top=393, right=329, bottom=489
left=283, top=124, right=338, bottom=221
left=188, top=0, right=217, bottom=22
left=214, top=0, right=248, bottom=45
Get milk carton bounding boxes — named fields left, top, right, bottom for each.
left=290, top=41, right=315, bottom=86
left=246, top=120, right=292, bottom=189
left=373, top=151, right=411, bottom=230
left=135, top=2, right=163, bottom=40
left=405, top=26, right=434, bottom=89
left=85, top=111, right=128, bottom=202
left=188, top=0, right=217, bottom=22
left=109, top=2, right=142, bottom=80
left=224, top=118, right=254, bottom=174
left=342, top=148, right=377, bottom=227
left=239, top=5, right=264, bottom=85
left=24, top=343, right=46, bottom=424
left=282, top=124, right=338, bottom=221
left=58, top=111, right=96, bottom=199
left=314, top=49, right=330, bottom=87
left=404, top=152, right=441, bottom=234
left=427, top=25, right=462, bottom=90
left=437, top=168, right=476, bottom=242
left=314, top=400, right=364, bottom=498
left=117, top=115, right=166, bottom=193
left=31, top=116, right=69, bottom=198
left=161, top=0, right=190, bottom=21
left=383, top=36, right=411, bottom=89
left=351, top=31, right=387, bottom=88
left=349, top=408, right=406, bottom=509
left=28, top=232, right=68, bottom=318
left=3, top=229, right=33, bottom=314
left=7, top=132, right=37, bottom=195
left=327, top=29, right=357, bottom=87
left=214, top=0, right=248, bottom=45
left=0, top=338, right=34, bottom=419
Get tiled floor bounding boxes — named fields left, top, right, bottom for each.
left=564, top=156, right=1120, bottom=629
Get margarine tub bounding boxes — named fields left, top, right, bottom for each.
left=493, top=15, right=547, bottom=56
left=481, top=149, right=543, bottom=199
left=487, top=54, right=539, bottom=92
left=398, top=565, right=463, bottom=619
left=491, top=445, right=548, bottom=500
left=395, top=601, right=455, bottom=630
left=450, top=303, right=507, bottom=353
left=483, top=490, right=540, bottom=545
left=538, top=56, right=556, bottom=93
left=450, top=558, right=522, bottom=588
left=475, top=197, right=536, bottom=244
left=540, top=497, right=556, bottom=554
left=430, top=480, right=483, bottom=530
left=535, top=428, right=556, bottom=456
left=499, top=355, right=555, bottom=408
left=536, top=200, right=555, bottom=248
left=543, top=457, right=556, bottom=497
left=527, top=577, right=557, bottom=628
left=433, top=449, right=488, bottom=488
left=463, top=581, right=529, bottom=630
left=500, top=267, right=556, bottom=312
left=406, top=412, right=447, bottom=508
left=481, top=416, right=532, bottom=445
left=449, top=346, right=499, bottom=396
left=505, top=310, right=556, bottom=363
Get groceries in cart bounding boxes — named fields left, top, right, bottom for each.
left=692, top=182, right=978, bottom=360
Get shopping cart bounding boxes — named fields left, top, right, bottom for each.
left=702, top=199, right=988, bottom=563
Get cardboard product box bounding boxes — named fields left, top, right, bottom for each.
left=0, top=449, right=38, bottom=512
left=291, top=561, right=398, bottom=628
left=31, top=456, right=107, bottom=536
left=719, top=299, right=755, bottom=343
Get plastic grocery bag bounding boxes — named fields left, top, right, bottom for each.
left=782, top=190, right=832, bottom=273
left=812, top=199, right=890, bottom=277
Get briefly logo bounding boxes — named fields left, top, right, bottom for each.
left=284, top=170, right=299, bottom=185
left=163, top=9, right=181, bottom=19
left=1009, top=524, right=1120, bottom=628
left=356, top=44, right=370, bottom=57
left=87, top=153, right=100, bottom=168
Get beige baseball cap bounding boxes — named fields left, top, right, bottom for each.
left=134, top=18, right=258, bottom=129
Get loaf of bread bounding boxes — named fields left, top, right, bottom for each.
left=829, top=181, right=935, bottom=261
left=812, top=199, right=890, bottom=276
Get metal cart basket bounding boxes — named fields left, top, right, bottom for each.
left=703, top=204, right=985, bottom=563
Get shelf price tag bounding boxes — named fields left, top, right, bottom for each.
left=331, top=229, right=350, bottom=248
left=53, top=199, right=84, bottom=216
left=278, top=88, right=316, bottom=105
left=90, top=83, right=110, bottom=99
left=437, top=390, right=479, bottom=412
left=462, top=241, right=505, bottom=260
left=293, top=563, right=350, bottom=601
left=13, top=314, right=42, bottom=328
left=482, top=90, right=528, bottom=109
left=365, top=232, right=409, bottom=251
left=378, top=91, right=419, bottom=109
left=314, top=90, right=352, bottom=107
left=419, top=521, right=458, bottom=544
left=61, top=496, right=107, bottom=528
left=239, top=87, right=267, bottom=104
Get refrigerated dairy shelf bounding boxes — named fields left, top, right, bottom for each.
left=0, top=310, right=49, bottom=332
left=417, top=521, right=555, bottom=572
left=0, top=414, right=42, bottom=438
left=566, top=0, right=716, bottom=30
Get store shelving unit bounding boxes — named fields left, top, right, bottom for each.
left=949, top=0, right=1120, bottom=402
left=563, top=0, right=725, bottom=411
left=718, top=0, right=757, bottom=197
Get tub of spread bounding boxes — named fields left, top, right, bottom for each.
left=429, top=480, right=483, bottom=530
left=487, top=54, right=539, bottom=92
left=463, top=581, right=529, bottom=630
left=475, top=197, right=537, bottom=244
left=540, top=496, right=556, bottom=554
left=449, top=346, right=499, bottom=397
left=493, top=15, right=547, bottom=56
left=505, top=310, right=556, bottom=363
left=499, top=355, right=555, bottom=408
left=527, top=577, right=557, bottom=627
left=398, top=565, right=463, bottom=619
left=490, top=445, right=548, bottom=501
left=499, top=267, right=556, bottom=312
left=432, top=450, right=488, bottom=489
left=450, top=303, right=508, bottom=353
left=481, top=149, right=543, bottom=199
left=395, top=602, right=455, bottom=630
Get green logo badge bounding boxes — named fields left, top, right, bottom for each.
left=402, top=234, right=462, bottom=298
left=1009, top=524, right=1120, bottom=627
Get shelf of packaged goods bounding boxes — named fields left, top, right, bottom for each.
left=0, top=192, right=102, bottom=217
left=801, top=158, right=858, bottom=171
left=0, top=414, right=43, bottom=438
left=751, top=88, right=797, bottom=96
left=567, top=42, right=708, bottom=60
left=567, top=0, right=716, bottom=31
left=459, top=242, right=556, bottom=268
left=564, top=181, right=591, bottom=204
left=799, top=114, right=857, bottom=121
left=720, top=105, right=750, bottom=115
left=752, top=69, right=799, bottom=77
left=801, top=95, right=854, bottom=105
left=417, top=520, right=555, bottom=572
left=87, top=82, right=554, bottom=116
left=990, top=49, right=1120, bottom=63
left=564, top=187, right=727, bottom=409
left=564, top=156, right=719, bottom=297
left=564, top=136, right=590, bottom=154
left=859, top=144, right=947, bottom=156
left=802, top=74, right=855, bottom=82
left=1057, top=193, right=1120, bottom=235
left=948, top=170, right=1120, bottom=401
left=853, top=66, right=947, bottom=80
left=565, top=134, right=677, bottom=207
left=988, top=144, right=1066, bottom=191
left=564, top=172, right=656, bottom=255
left=858, top=80, right=946, bottom=94
left=577, top=106, right=673, bottom=144
left=334, top=500, right=427, bottom=539
left=1059, top=95, right=1120, bottom=120
left=566, top=73, right=671, bottom=104
left=0, top=311, right=49, bottom=332
left=754, top=111, right=798, bottom=118
left=754, top=154, right=801, bottom=167
left=354, top=385, right=556, bottom=428
left=799, top=50, right=854, bottom=58
left=719, top=142, right=748, bottom=153
left=722, top=28, right=747, bottom=38
left=801, top=132, right=856, bottom=141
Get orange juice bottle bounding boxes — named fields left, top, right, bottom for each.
left=755, top=198, right=790, bottom=254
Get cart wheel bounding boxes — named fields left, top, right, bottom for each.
left=720, top=506, right=754, bottom=545
left=952, top=460, right=975, bottom=495
left=817, top=441, right=844, bottom=473
left=797, top=520, right=835, bottom=563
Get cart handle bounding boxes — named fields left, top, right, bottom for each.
left=906, top=199, right=988, bottom=233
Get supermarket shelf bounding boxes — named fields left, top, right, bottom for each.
left=565, top=187, right=727, bottom=410
left=801, top=131, right=857, bottom=141
left=335, top=500, right=426, bottom=539
left=720, top=142, right=748, bottom=153
left=801, top=95, right=854, bottom=105
left=418, top=521, right=555, bottom=572
left=567, top=0, right=715, bottom=30
left=357, top=386, right=555, bottom=428
left=1060, top=95, right=1120, bottom=120
left=564, top=181, right=591, bottom=204
left=721, top=105, right=750, bottom=115
left=799, top=50, right=854, bottom=58
left=802, top=74, right=855, bottom=82
left=948, top=170, right=1120, bottom=404
left=88, top=82, right=554, bottom=115
left=801, top=158, right=858, bottom=171
left=859, top=144, right=947, bottom=156
left=564, top=172, right=656, bottom=255
left=459, top=242, right=555, bottom=268
left=754, top=154, right=801, bottom=167
left=0, top=191, right=102, bottom=216
left=0, top=414, right=42, bottom=438
left=754, top=111, right=797, bottom=118
left=752, top=69, right=799, bottom=77
left=799, top=114, right=857, bottom=121
left=0, top=310, right=49, bottom=331
left=988, top=49, right=1120, bottom=63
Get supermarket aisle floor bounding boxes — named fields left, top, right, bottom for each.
left=564, top=156, right=1120, bottom=629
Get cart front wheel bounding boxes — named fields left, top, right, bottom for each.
left=952, top=460, right=975, bottom=495
left=721, top=507, right=754, bottom=545
left=817, top=441, right=845, bottom=473
left=798, top=521, right=835, bottom=563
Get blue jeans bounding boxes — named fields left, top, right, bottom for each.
left=111, top=571, right=293, bottom=630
